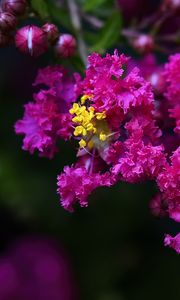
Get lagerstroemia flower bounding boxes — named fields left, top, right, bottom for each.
left=164, top=233, right=180, bottom=254
left=15, top=66, right=76, bottom=158
left=0, top=237, right=77, bottom=299
left=15, top=50, right=180, bottom=253
left=163, top=54, right=180, bottom=134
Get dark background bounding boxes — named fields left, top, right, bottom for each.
left=0, top=0, right=180, bottom=298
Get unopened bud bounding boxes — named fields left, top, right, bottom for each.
left=42, top=23, right=59, bottom=44
left=2, top=0, right=27, bottom=16
left=15, top=25, right=48, bottom=57
left=161, top=0, right=180, bottom=12
left=0, top=11, right=17, bottom=32
left=55, top=34, right=76, bottom=58
left=132, top=34, right=154, bottom=54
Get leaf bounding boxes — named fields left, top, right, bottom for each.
left=31, top=0, right=49, bottom=20
left=47, top=0, right=74, bottom=32
left=90, top=11, right=122, bottom=53
left=83, top=0, right=108, bottom=12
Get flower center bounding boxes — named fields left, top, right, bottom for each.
left=69, top=95, right=111, bottom=149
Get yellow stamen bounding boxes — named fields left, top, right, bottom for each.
left=99, top=132, right=107, bottom=141
left=96, top=111, right=106, bottom=120
left=74, top=126, right=84, bottom=136
left=70, top=98, right=110, bottom=149
left=80, top=94, right=93, bottom=104
left=79, top=139, right=86, bottom=148
left=69, top=103, right=80, bottom=115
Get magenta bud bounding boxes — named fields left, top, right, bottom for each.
left=0, top=11, right=17, bottom=32
left=55, top=34, right=76, bottom=58
left=2, top=0, right=27, bottom=16
left=132, top=34, right=154, bottom=54
left=15, top=25, right=48, bottom=57
left=148, top=71, right=166, bottom=95
left=161, top=0, right=180, bottom=11
left=42, top=23, right=59, bottom=44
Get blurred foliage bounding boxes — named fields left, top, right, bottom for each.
left=31, top=0, right=50, bottom=19
left=0, top=0, right=180, bottom=300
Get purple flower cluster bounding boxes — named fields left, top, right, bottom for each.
left=15, top=66, right=76, bottom=158
left=0, top=237, right=77, bottom=300
left=15, top=50, right=180, bottom=253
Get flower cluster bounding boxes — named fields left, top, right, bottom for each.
left=15, top=66, right=76, bottom=158
left=0, top=237, right=77, bottom=300
left=15, top=50, right=180, bottom=253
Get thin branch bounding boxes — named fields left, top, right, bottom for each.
left=67, top=0, right=88, bottom=65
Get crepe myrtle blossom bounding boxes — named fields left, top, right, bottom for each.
left=16, top=50, right=180, bottom=252
left=163, top=53, right=180, bottom=134
left=57, top=50, right=168, bottom=211
left=0, top=236, right=77, bottom=300
left=128, top=54, right=165, bottom=95
left=15, top=66, right=77, bottom=158
left=164, top=233, right=180, bottom=254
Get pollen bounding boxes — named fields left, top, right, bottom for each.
left=70, top=97, right=110, bottom=149
left=80, top=94, right=93, bottom=104
left=69, top=103, right=80, bottom=115
left=79, top=139, right=86, bottom=148
left=96, top=111, right=106, bottom=120
left=99, top=132, right=107, bottom=141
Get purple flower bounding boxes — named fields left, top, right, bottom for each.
left=163, top=54, right=180, bottom=134
left=57, top=51, right=164, bottom=210
left=57, top=160, right=115, bottom=212
left=157, top=147, right=180, bottom=203
left=0, top=237, right=77, bottom=300
left=15, top=50, right=180, bottom=253
left=164, top=233, right=180, bottom=254
left=15, top=66, right=77, bottom=158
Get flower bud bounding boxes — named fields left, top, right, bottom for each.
left=149, top=194, right=168, bottom=218
left=132, top=34, right=154, bottom=54
left=148, top=71, right=166, bottom=95
left=2, top=0, right=27, bottom=16
left=161, top=0, right=180, bottom=12
left=0, top=11, right=17, bottom=32
left=42, top=23, right=59, bottom=45
left=55, top=34, right=76, bottom=58
left=15, top=25, right=48, bottom=57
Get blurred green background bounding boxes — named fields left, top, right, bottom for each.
left=0, top=0, right=180, bottom=299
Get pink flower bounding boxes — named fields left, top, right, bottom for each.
left=0, top=236, right=77, bottom=300
left=169, top=105, right=180, bottom=134
left=157, top=147, right=180, bottom=202
left=15, top=66, right=76, bottom=158
left=164, top=233, right=180, bottom=254
left=149, top=193, right=168, bottom=218
left=128, top=54, right=165, bottom=94
left=164, top=53, right=180, bottom=106
left=79, top=51, right=154, bottom=135
left=168, top=200, right=180, bottom=222
left=163, top=54, right=180, bottom=135
left=56, top=50, right=166, bottom=207
left=57, top=162, right=115, bottom=212
left=112, top=140, right=166, bottom=182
